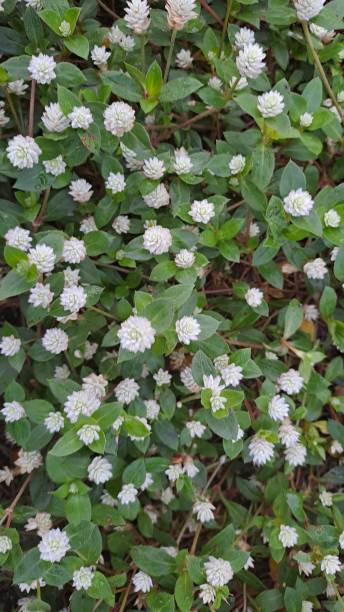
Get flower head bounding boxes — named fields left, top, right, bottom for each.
left=2, top=401, right=25, bottom=422
left=63, top=237, right=86, bottom=263
left=143, top=225, right=172, bottom=255
left=73, top=566, right=94, bottom=591
left=283, top=189, right=314, bottom=217
left=279, top=524, right=298, bottom=548
left=249, top=435, right=274, bottom=466
left=294, top=0, right=326, bottom=21
left=236, top=43, right=266, bottom=79
left=118, top=315, right=156, bottom=353
left=229, top=154, right=246, bottom=175
left=321, top=554, right=341, bottom=576
left=69, top=178, right=93, bottom=203
left=268, top=394, right=289, bottom=421
left=176, top=48, right=193, bottom=69
left=42, top=102, right=70, bottom=132
left=166, top=0, right=197, bottom=31
left=68, top=106, right=93, bottom=129
left=5, top=226, right=32, bottom=252
left=278, top=369, right=304, bottom=394
left=38, top=528, right=70, bottom=562
left=124, top=0, right=150, bottom=34
left=88, top=456, right=112, bottom=484
left=235, top=27, right=255, bottom=48
left=245, top=287, right=263, bottom=308
left=133, top=571, right=153, bottom=593
left=257, top=90, right=284, bottom=118
left=193, top=499, right=215, bottom=523
left=29, top=53, right=56, bottom=84
left=0, top=335, right=21, bottom=357
left=42, top=328, right=69, bottom=354
left=104, top=102, right=135, bottom=136
left=143, top=157, right=166, bottom=180
left=115, top=378, right=139, bottom=403
left=143, top=183, right=170, bottom=208
left=176, top=316, right=201, bottom=344
left=7, top=135, right=41, bottom=169
left=324, top=209, right=340, bottom=228
left=304, top=258, right=327, bottom=280
left=190, top=199, right=215, bottom=224
left=118, top=483, right=138, bottom=505
left=28, top=244, right=55, bottom=273
left=204, top=556, right=233, bottom=586
left=105, top=172, right=126, bottom=194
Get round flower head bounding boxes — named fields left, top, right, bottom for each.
left=38, top=528, right=70, bottom=562
left=175, top=249, right=195, bottom=268
left=279, top=524, right=298, bottom=548
left=245, top=287, right=263, bottom=308
left=190, top=199, right=215, bottom=224
left=69, top=178, right=93, bottom=203
left=283, top=188, right=314, bottom=217
left=42, top=328, right=68, bottom=354
left=303, top=304, right=319, bottom=321
left=186, top=420, right=206, bottom=438
left=249, top=435, right=274, bottom=466
left=144, top=399, right=160, bottom=420
left=115, top=378, right=139, bottom=404
left=80, top=216, right=97, bottom=234
left=180, top=367, right=200, bottom=392
left=268, top=394, right=289, bottom=421
left=235, top=26, right=255, bottom=48
left=64, top=390, right=99, bottom=423
left=199, top=583, right=216, bottom=605
left=143, top=157, right=166, bottom=179
left=257, top=91, right=285, bottom=118
left=8, top=79, right=28, bottom=96
left=208, top=76, right=222, bottom=91
left=298, top=560, right=315, bottom=576
left=176, top=48, right=193, bottom=69
left=294, top=0, right=326, bottom=21
left=324, top=209, right=340, bottom=228
left=112, top=215, right=130, bottom=234
left=176, top=316, right=201, bottom=345
left=124, top=0, right=150, bottom=34
left=229, top=75, right=248, bottom=90
left=25, top=512, right=52, bottom=536
left=279, top=419, right=300, bottom=448
left=68, top=106, right=93, bottom=130
left=104, top=101, right=135, bottom=137
left=193, top=499, right=215, bottom=523
left=319, top=490, right=333, bottom=507
left=91, top=45, right=110, bottom=68
left=88, top=456, right=112, bottom=484
left=0, top=335, right=21, bottom=357
left=118, top=315, right=156, bottom=353
left=73, top=566, right=94, bottom=591
left=278, top=369, right=304, bottom=394
left=15, top=449, right=42, bottom=473
left=174, top=147, right=193, bottom=174
left=41, top=102, right=70, bottom=132
left=7, top=135, right=41, bottom=169
left=204, top=556, right=233, bottom=586
left=221, top=363, right=243, bottom=387
left=2, top=401, right=25, bottom=422
left=28, top=53, right=56, bottom=84
left=5, top=226, right=32, bottom=252
left=143, top=183, right=170, bottom=208
left=285, top=443, right=307, bottom=466
left=320, top=554, right=341, bottom=576
left=43, top=155, right=66, bottom=176
left=300, top=112, right=313, bottom=127
left=236, top=43, right=266, bottom=79
left=229, top=154, right=246, bottom=175
left=63, top=237, right=86, bottom=264
left=166, top=0, right=197, bottom=30
left=133, top=571, right=153, bottom=593
left=77, top=424, right=101, bottom=445
left=28, top=244, right=55, bottom=273
left=60, top=285, right=86, bottom=313
left=118, top=483, right=138, bottom=505
left=44, top=411, right=64, bottom=433
left=105, top=172, right=126, bottom=194
left=303, top=258, right=327, bottom=280
left=143, top=225, right=172, bottom=255
left=0, top=536, right=12, bottom=554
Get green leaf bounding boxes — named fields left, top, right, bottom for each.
left=146, top=591, right=176, bottom=612
left=50, top=429, right=83, bottom=457
left=145, top=60, right=163, bottom=98
left=101, top=71, right=142, bottom=102
left=14, top=549, right=50, bottom=584
left=66, top=521, right=102, bottom=564
left=283, top=299, right=303, bottom=339
left=191, top=350, right=216, bottom=386
left=334, top=246, right=344, bottom=281
left=0, top=269, right=36, bottom=301
left=174, top=573, right=193, bottom=612
left=131, top=545, right=176, bottom=576
left=57, top=84, right=79, bottom=115
left=64, top=34, right=89, bottom=59
left=320, top=286, right=337, bottom=319
left=143, top=299, right=174, bottom=333
left=160, top=77, right=203, bottom=102
left=279, top=160, right=306, bottom=198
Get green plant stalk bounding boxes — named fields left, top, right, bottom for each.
left=219, top=0, right=232, bottom=56
left=5, top=90, right=21, bottom=132
left=163, top=28, right=177, bottom=83
left=140, top=35, right=146, bottom=72
left=301, top=21, right=343, bottom=122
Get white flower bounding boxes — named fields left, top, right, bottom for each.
left=221, top=364, right=243, bottom=387
left=115, top=378, right=139, bottom=403
left=257, top=90, right=285, bottom=118
left=199, top=583, right=216, bottom=604
left=88, top=456, right=112, bottom=484
left=236, top=43, right=266, bottom=79
left=153, top=368, right=172, bottom=386
left=133, top=571, right=153, bottom=593
left=78, top=424, right=101, bottom=445
left=54, top=364, right=70, bottom=380
left=118, top=315, right=156, bottom=353
left=64, top=390, right=100, bottom=423
left=120, top=143, right=142, bottom=171
left=0, top=102, right=9, bottom=127
left=176, top=48, right=193, bottom=68
left=64, top=268, right=80, bottom=288
left=208, top=76, right=222, bottom=91
left=124, top=0, right=150, bottom=33
left=63, top=237, right=86, bottom=263
left=101, top=490, right=116, bottom=506
left=144, top=399, right=160, bottom=420
left=324, top=209, right=340, bottom=228
left=294, top=0, right=326, bottom=21
left=181, top=367, right=200, bottom=392
left=300, top=112, right=313, bottom=127
left=15, top=450, right=42, bottom=473
left=303, top=304, right=319, bottom=321
left=44, top=411, right=64, bottom=433
left=298, top=560, right=315, bottom=576
left=210, top=393, right=226, bottom=412
left=60, top=285, right=86, bottom=313
left=235, top=27, right=255, bottom=48
left=118, top=483, right=138, bottom=505
left=190, top=199, right=215, bottom=224
left=319, top=490, right=333, bottom=507
left=141, top=472, right=154, bottom=490
left=41, top=102, right=70, bottom=132
left=331, top=247, right=339, bottom=261
left=249, top=435, right=274, bottom=466
left=184, top=456, right=199, bottom=478
left=174, top=147, right=193, bottom=174
left=91, top=45, right=110, bottom=68
left=2, top=401, right=25, bottom=422
left=304, top=258, right=327, bottom=280
left=0, top=536, right=12, bottom=554
left=279, top=524, right=298, bottom=548
left=73, top=566, right=94, bottom=591
left=8, top=79, right=28, bottom=96
left=104, top=101, right=135, bottom=137
left=166, top=0, right=197, bottom=30
left=175, top=249, right=195, bottom=268
left=106, top=172, right=126, bottom=194
left=203, top=375, right=225, bottom=394
left=204, top=556, right=233, bottom=586
left=279, top=419, right=300, bottom=448
left=59, top=19, right=71, bottom=36
left=186, top=420, right=205, bottom=438
left=38, top=528, right=70, bottom=562
left=0, top=467, right=14, bottom=486
left=108, top=24, right=124, bottom=43
left=283, top=188, right=314, bottom=217
left=5, top=226, right=32, bottom=251
left=68, top=107, right=93, bottom=130
left=143, top=157, right=166, bottom=179
left=330, top=440, right=343, bottom=454
left=268, top=394, right=289, bottom=421
left=278, top=369, right=304, bottom=394
left=121, top=34, right=136, bottom=52
left=193, top=499, right=215, bottom=523
left=229, top=75, right=248, bottom=90
left=229, top=154, right=246, bottom=175
left=302, top=602, right=313, bottom=612
left=245, top=287, right=263, bottom=308
left=339, top=531, right=344, bottom=550
left=321, top=555, right=341, bottom=576
left=42, top=328, right=68, bottom=354
left=80, top=216, right=97, bottom=234
left=69, top=178, right=93, bottom=203
left=18, top=580, right=45, bottom=594
left=43, top=155, right=66, bottom=177
left=143, top=225, right=172, bottom=255
left=112, top=215, right=130, bottom=234
left=25, top=512, right=52, bottom=536
left=6, top=135, right=41, bottom=169
left=176, top=316, right=200, bottom=345
left=28, top=53, right=56, bottom=84
left=165, top=463, right=184, bottom=482
left=28, top=243, right=55, bottom=273
left=161, top=487, right=175, bottom=504
left=82, top=373, right=108, bottom=399
left=143, top=183, right=170, bottom=208
left=285, top=442, right=307, bottom=466
left=0, top=335, right=21, bottom=357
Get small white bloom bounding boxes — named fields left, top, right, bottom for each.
left=203, top=375, right=225, bottom=394
left=229, top=75, right=248, bottom=90
left=339, top=530, right=344, bottom=550
left=153, top=368, right=172, bottom=385
left=115, top=378, right=139, bottom=404
left=185, top=457, right=198, bottom=477
left=204, top=556, right=234, bottom=586
left=80, top=216, right=97, bottom=234
left=88, top=456, right=112, bottom=484
left=64, top=390, right=100, bottom=423
left=300, top=112, right=313, bottom=127
left=68, top=106, right=93, bottom=129
left=324, top=209, right=340, bottom=228
left=285, top=442, right=307, bottom=466
left=279, top=524, right=298, bottom=548
left=302, top=602, right=313, bottom=612
left=69, top=178, right=93, bottom=203
left=174, top=147, right=193, bottom=174
left=29, top=53, right=56, bottom=84
left=0, top=335, right=21, bottom=357
left=175, top=249, right=195, bottom=269
left=91, top=45, right=110, bottom=68
left=118, top=315, right=156, bottom=353
left=25, top=512, right=52, bottom=536
left=143, top=225, right=172, bottom=255
left=319, top=490, right=333, bottom=507
left=63, top=237, right=86, bottom=263
left=124, top=0, right=150, bottom=33
left=176, top=316, right=200, bottom=345
left=235, top=27, right=255, bottom=48
left=321, top=554, right=341, bottom=575
left=294, top=0, right=326, bottom=21
left=118, top=483, right=138, bottom=505
left=189, top=199, right=215, bottom=224
left=279, top=419, right=300, bottom=448
left=15, top=449, right=42, bottom=473
left=8, top=80, right=28, bottom=96
left=112, top=215, right=130, bottom=234
left=278, top=369, right=304, bottom=394
left=41, top=102, right=70, bottom=132
left=82, top=373, right=108, bottom=399
left=106, top=172, right=126, bottom=194
left=60, top=285, right=86, bottom=313
left=0, top=102, right=9, bottom=127
left=208, top=76, right=222, bottom=91
left=38, top=528, right=70, bottom=562
left=199, top=583, right=216, bottom=605
left=245, top=287, right=263, bottom=308
left=283, top=188, right=314, bottom=217
left=64, top=267, right=80, bottom=288
left=298, top=560, right=315, bottom=576
left=0, top=467, right=14, bottom=486
left=55, top=364, right=70, bottom=380
left=268, top=394, right=289, bottom=421
left=176, top=48, right=193, bottom=69
left=144, top=399, right=160, bottom=420
left=229, top=154, right=246, bottom=175
left=104, top=101, right=135, bottom=137
left=331, top=247, right=339, bottom=261
left=0, top=536, right=12, bottom=554
left=141, top=472, right=154, bottom=490
left=181, top=367, right=200, bottom=392
left=304, top=258, right=327, bottom=280
left=221, top=363, right=243, bottom=387
left=73, top=566, right=94, bottom=591
left=7, top=135, right=41, bottom=169
left=59, top=20, right=71, bottom=36
left=5, top=226, right=32, bottom=251
left=303, top=304, right=319, bottom=321
left=165, top=463, right=184, bottom=482
left=257, top=90, right=285, bottom=118
left=186, top=420, right=206, bottom=438
left=78, top=424, right=101, bottom=445
left=43, top=155, right=66, bottom=176
left=2, top=401, right=25, bottom=422
left=28, top=243, right=55, bottom=273
left=249, top=435, right=274, bottom=466
left=193, top=499, right=215, bottom=523
left=161, top=486, right=175, bottom=504
left=143, top=157, right=166, bottom=180
left=44, top=411, right=64, bottom=433
left=143, top=183, right=170, bottom=208
left=236, top=43, right=266, bottom=79
left=330, top=440, right=343, bottom=454
left=42, top=328, right=68, bottom=354
left=133, top=571, right=153, bottom=593
left=166, top=0, right=197, bottom=30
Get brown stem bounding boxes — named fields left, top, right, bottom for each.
left=0, top=473, right=33, bottom=527
left=5, top=91, right=21, bottom=132
left=190, top=523, right=202, bottom=555
left=199, top=0, right=224, bottom=26
left=28, top=79, right=36, bottom=137
left=97, top=0, right=119, bottom=19
left=118, top=577, right=132, bottom=612
left=32, top=186, right=51, bottom=231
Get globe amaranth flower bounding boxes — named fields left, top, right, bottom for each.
left=248, top=435, right=274, bottom=466
left=25, top=512, right=52, bottom=537
left=176, top=316, right=201, bottom=344
left=133, top=571, right=153, bottom=593
left=38, top=528, right=70, bottom=562
left=143, top=225, right=172, bottom=255
left=42, top=328, right=69, bottom=355
left=88, top=456, right=112, bottom=484
left=166, top=0, right=197, bottom=31
left=143, top=156, right=166, bottom=179
left=303, top=304, right=319, bottom=321
left=0, top=335, right=21, bottom=357
left=5, top=226, right=32, bottom=251
left=28, top=53, right=56, bottom=84
left=229, top=154, right=246, bottom=175
left=1, top=401, right=25, bottom=422
left=105, top=172, right=126, bottom=194
left=118, top=483, right=138, bottom=505
left=174, top=147, right=193, bottom=174
left=120, top=142, right=142, bottom=170
left=28, top=243, right=55, bottom=273
left=43, top=155, right=66, bottom=176
left=73, top=566, right=94, bottom=591
left=176, top=48, right=193, bottom=69
left=186, top=420, right=206, bottom=438
left=60, top=285, right=87, bottom=313
left=91, top=45, right=110, bottom=68
left=294, top=0, right=326, bottom=21
left=235, top=26, right=255, bottom=48
left=68, top=106, right=93, bottom=129
left=69, top=178, right=93, bottom=203
left=104, top=101, right=135, bottom=137
left=41, top=102, right=70, bottom=132
left=320, top=555, right=341, bottom=576
left=324, top=209, right=340, bottom=228
left=175, top=249, right=195, bottom=269
left=0, top=102, right=9, bottom=127
left=279, top=525, right=298, bottom=548
left=77, top=424, right=101, bottom=445
left=7, top=135, right=41, bottom=169
left=165, top=463, right=184, bottom=482
left=112, top=215, right=130, bottom=234
left=193, top=499, right=215, bottom=523
left=143, top=183, right=170, bottom=208
left=204, top=556, right=234, bottom=586
left=64, top=390, right=99, bottom=423
left=236, top=43, right=266, bottom=79
left=319, top=490, right=333, bottom=507
left=245, top=287, right=263, bottom=308
left=180, top=367, right=200, bottom=392
left=63, top=237, right=86, bottom=264
left=208, top=76, right=222, bottom=91
left=279, top=419, right=300, bottom=448
left=0, top=536, right=12, bottom=554
left=115, top=378, right=139, bottom=403
left=221, top=363, right=243, bottom=387
left=199, top=583, right=216, bottom=605
left=278, top=369, right=304, bottom=394
left=229, top=75, right=248, bottom=90
left=141, top=472, right=154, bottom=490
left=268, top=394, right=289, bottom=421
left=44, top=411, right=64, bottom=433
left=118, top=315, right=156, bottom=353
left=15, top=449, right=42, bottom=473
left=285, top=442, right=307, bottom=467
left=257, top=90, right=285, bottom=118
left=8, top=79, right=28, bottom=96
left=283, top=188, right=314, bottom=217
left=82, top=373, right=108, bottom=399
left=189, top=199, right=215, bottom=224
left=80, top=216, right=97, bottom=234
left=124, top=0, right=150, bottom=34
left=300, top=112, right=313, bottom=127
left=303, top=258, right=327, bottom=280
left=298, top=560, right=315, bottom=576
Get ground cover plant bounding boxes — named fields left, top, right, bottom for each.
left=0, top=0, right=343, bottom=610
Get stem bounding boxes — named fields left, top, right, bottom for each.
left=219, top=0, right=232, bottom=56
left=36, top=580, right=41, bottom=600
left=301, top=21, right=343, bottom=122
left=5, top=91, right=21, bottom=132
left=119, top=578, right=132, bottom=612
left=163, top=29, right=177, bottom=83
left=28, top=79, right=36, bottom=137
left=90, top=306, right=117, bottom=320
left=199, top=0, right=224, bottom=26
left=190, top=522, right=202, bottom=555
left=0, top=473, right=33, bottom=527
left=140, top=35, right=146, bottom=72
left=96, top=0, right=119, bottom=19
left=32, top=186, right=51, bottom=231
